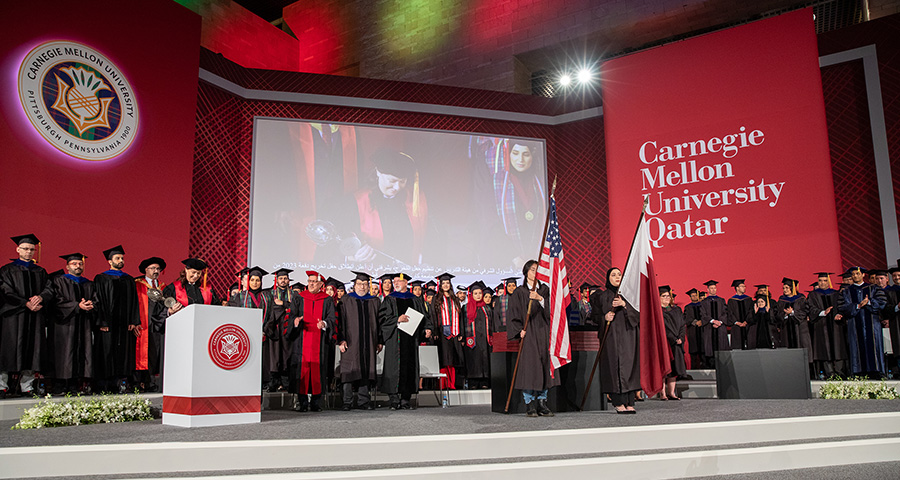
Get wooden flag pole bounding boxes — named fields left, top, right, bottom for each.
left=504, top=175, right=557, bottom=413
left=579, top=198, right=650, bottom=411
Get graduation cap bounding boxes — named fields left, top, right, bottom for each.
left=702, top=280, right=718, bottom=287
left=844, top=266, right=867, bottom=275
left=351, top=271, right=372, bottom=282
left=501, top=276, right=519, bottom=285
left=138, top=257, right=166, bottom=274
left=228, top=282, right=240, bottom=292
left=685, top=288, right=699, bottom=296
left=809, top=282, right=818, bottom=288
left=889, top=267, right=900, bottom=275
left=102, top=245, right=125, bottom=260
left=579, top=282, right=592, bottom=292
left=377, top=273, right=393, bottom=282
left=483, top=287, right=495, bottom=296
left=425, top=280, right=437, bottom=289
left=871, top=269, right=890, bottom=277
left=468, top=281, right=487, bottom=292
left=325, top=277, right=343, bottom=290
left=291, top=282, right=306, bottom=289
left=658, top=285, right=672, bottom=295
left=409, top=280, right=424, bottom=287
left=182, top=258, right=208, bottom=270
left=731, top=279, right=745, bottom=288
left=235, top=267, right=249, bottom=277
left=781, top=277, right=798, bottom=296
left=392, top=272, right=410, bottom=281
left=49, top=269, right=64, bottom=277
left=840, top=271, right=852, bottom=279
left=248, top=266, right=268, bottom=278
left=372, top=149, right=417, bottom=179
left=306, top=270, right=323, bottom=281
left=11, top=234, right=40, bottom=245
left=59, top=252, right=86, bottom=263
left=753, top=284, right=769, bottom=289
left=273, top=268, right=293, bottom=278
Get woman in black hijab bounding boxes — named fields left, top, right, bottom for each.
left=590, top=267, right=641, bottom=413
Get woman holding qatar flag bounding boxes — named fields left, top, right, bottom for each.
left=586, top=203, right=671, bottom=414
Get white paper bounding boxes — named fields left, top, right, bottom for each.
left=398, top=308, right=424, bottom=336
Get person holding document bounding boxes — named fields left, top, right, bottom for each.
left=378, top=272, right=433, bottom=410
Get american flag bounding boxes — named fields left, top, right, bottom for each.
left=536, top=197, right=571, bottom=371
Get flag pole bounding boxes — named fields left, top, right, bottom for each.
left=504, top=175, right=557, bottom=413
left=579, top=197, right=649, bottom=411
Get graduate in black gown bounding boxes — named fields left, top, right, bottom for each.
left=379, top=272, right=432, bottom=410
left=150, top=258, right=222, bottom=335
left=660, top=286, right=685, bottom=400
left=839, top=267, right=887, bottom=378
left=264, top=268, right=299, bottom=392
left=753, top=285, right=777, bottom=349
left=92, top=245, right=140, bottom=393
left=228, top=266, right=272, bottom=390
left=431, top=272, right=465, bottom=389
left=0, top=234, right=54, bottom=397
left=134, top=257, right=167, bottom=392
left=462, top=281, right=491, bottom=389
left=492, top=277, right=518, bottom=333
left=807, top=272, right=847, bottom=378
left=683, top=289, right=704, bottom=369
left=882, top=268, right=900, bottom=378
left=49, top=253, right=97, bottom=394
left=700, top=280, right=730, bottom=367
left=727, top=279, right=755, bottom=350
left=337, top=271, right=382, bottom=410
left=509, top=260, right=558, bottom=417
left=775, top=278, right=812, bottom=369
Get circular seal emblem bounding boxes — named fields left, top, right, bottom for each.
left=208, top=324, right=251, bottom=370
left=17, top=41, right=138, bottom=161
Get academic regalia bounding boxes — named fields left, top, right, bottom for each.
left=433, top=294, right=465, bottom=370
left=284, top=289, right=335, bottom=404
left=379, top=290, right=431, bottom=406
left=265, top=285, right=301, bottom=388
left=150, top=279, right=221, bottom=333
left=683, top=296, right=703, bottom=365
left=93, top=269, right=140, bottom=381
left=134, top=277, right=165, bottom=376
left=775, top=294, right=811, bottom=357
left=508, top=281, right=560, bottom=392
left=663, top=305, right=687, bottom=377
left=753, top=299, right=776, bottom=349
left=462, top=289, right=492, bottom=382
left=337, top=292, right=381, bottom=385
left=0, top=259, right=53, bottom=374
left=807, top=287, right=848, bottom=364
left=229, top=286, right=272, bottom=384
left=49, top=273, right=97, bottom=380
left=700, top=294, right=730, bottom=357
left=882, top=284, right=900, bottom=359
left=839, top=281, right=887, bottom=375
left=727, top=295, right=755, bottom=350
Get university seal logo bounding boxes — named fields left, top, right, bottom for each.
left=208, top=324, right=251, bottom=370
left=18, top=41, right=138, bottom=161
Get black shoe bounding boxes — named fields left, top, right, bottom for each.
left=0, top=389, right=6, bottom=399
left=537, top=399, right=554, bottom=417
left=525, top=401, right=538, bottom=417
left=341, top=404, right=352, bottom=411
left=310, top=403, right=321, bottom=412
left=390, top=403, right=400, bottom=410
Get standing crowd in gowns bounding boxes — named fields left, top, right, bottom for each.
left=3, top=231, right=899, bottom=419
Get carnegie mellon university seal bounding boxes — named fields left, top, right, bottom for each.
left=18, top=41, right=138, bottom=161
left=208, top=324, right=251, bottom=371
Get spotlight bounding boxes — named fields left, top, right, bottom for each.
left=559, top=74, right=572, bottom=87
left=577, top=68, right=592, bottom=84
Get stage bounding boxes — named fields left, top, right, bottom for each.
left=2, top=394, right=899, bottom=479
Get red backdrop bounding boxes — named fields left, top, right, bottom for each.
left=0, top=0, right=201, bottom=278
left=604, top=9, right=842, bottom=293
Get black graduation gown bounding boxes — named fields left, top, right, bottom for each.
left=882, top=286, right=900, bottom=357
left=0, top=260, right=53, bottom=373
left=684, top=302, right=703, bottom=355
left=337, top=293, right=381, bottom=383
left=149, top=281, right=222, bottom=334
left=700, top=295, right=730, bottom=355
left=49, top=274, right=97, bottom=379
left=753, top=305, right=777, bottom=349
left=591, top=289, right=640, bottom=395
left=727, top=296, right=755, bottom=350
left=492, top=293, right=511, bottom=332
left=433, top=295, right=465, bottom=368
left=507, top=282, right=559, bottom=392
left=228, top=290, right=272, bottom=379
left=462, top=303, right=491, bottom=379
left=663, top=305, right=687, bottom=377
left=807, top=288, right=848, bottom=361
left=93, top=271, right=140, bottom=379
left=379, top=292, right=431, bottom=396
left=283, top=292, right=335, bottom=394
left=776, top=295, right=811, bottom=358
left=264, top=287, right=301, bottom=373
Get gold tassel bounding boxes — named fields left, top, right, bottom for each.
left=202, top=269, right=208, bottom=290
left=827, top=275, right=832, bottom=290
left=36, top=242, right=42, bottom=264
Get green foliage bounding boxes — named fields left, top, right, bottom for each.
left=12, top=394, right=154, bottom=430
left=818, top=376, right=900, bottom=400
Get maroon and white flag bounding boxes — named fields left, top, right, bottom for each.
left=536, top=197, right=571, bottom=372
left=618, top=209, right=671, bottom=396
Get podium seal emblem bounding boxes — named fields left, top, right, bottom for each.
left=208, top=324, right=251, bottom=370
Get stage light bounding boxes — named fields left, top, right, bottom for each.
left=577, top=68, right=593, bottom=84
left=559, top=73, right=572, bottom=87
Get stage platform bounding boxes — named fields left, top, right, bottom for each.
left=2, top=396, right=899, bottom=479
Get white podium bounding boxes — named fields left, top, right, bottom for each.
left=162, top=304, right=262, bottom=427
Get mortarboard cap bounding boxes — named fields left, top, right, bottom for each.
left=685, top=288, right=699, bottom=296
left=814, top=272, right=834, bottom=277
left=49, top=269, right=64, bottom=277
left=781, top=277, right=797, bottom=286
left=889, top=267, right=900, bottom=275
left=753, top=284, right=769, bottom=288
left=291, top=282, right=305, bottom=289
left=182, top=258, right=208, bottom=270
left=392, top=272, right=409, bottom=280
left=425, top=280, right=437, bottom=289
left=483, top=287, right=495, bottom=296
left=228, top=283, right=240, bottom=292
left=658, top=285, right=672, bottom=295
left=844, top=266, right=868, bottom=275
left=372, top=149, right=417, bottom=179
left=436, top=272, right=455, bottom=282
left=810, top=282, right=818, bottom=287
left=409, top=280, right=424, bottom=287
left=11, top=234, right=40, bottom=246
left=351, top=271, right=372, bottom=282
left=59, top=252, right=86, bottom=263
left=325, top=277, right=342, bottom=289
left=871, top=269, right=890, bottom=277
left=468, top=281, right=487, bottom=292
left=840, top=272, right=852, bottom=279
left=248, top=266, right=268, bottom=278
left=273, top=268, right=293, bottom=278
left=377, top=273, right=393, bottom=281
left=139, top=257, right=166, bottom=274
left=703, top=280, right=718, bottom=287
left=731, top=279, right=745, bottom=288
left=236, top=267, right=249, bottom=276
left=102, top=245, right=125, bottom=260
left=579, top=282, right=592, bottom=291
left=501, top=276, right=518, bottom=284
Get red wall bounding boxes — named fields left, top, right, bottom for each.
left=0, top=0, right=201, bottom=278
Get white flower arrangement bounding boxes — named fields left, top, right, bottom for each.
left=819, top=376, right=900, bottom=400
left=12, top=394, right=154, bottom=430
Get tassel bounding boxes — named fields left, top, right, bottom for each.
left=36, top=242, right=42, bottom=264
left=202, top=268, right=207, bottom=290
left=412, top=171, right=420, bottom=217
left=827, top=275, right=833, bottom=289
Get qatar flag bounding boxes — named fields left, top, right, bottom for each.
left=618, top=209, right=671, bottom=396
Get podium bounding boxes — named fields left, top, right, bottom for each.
left=162, top=304, right=263, bottom=427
